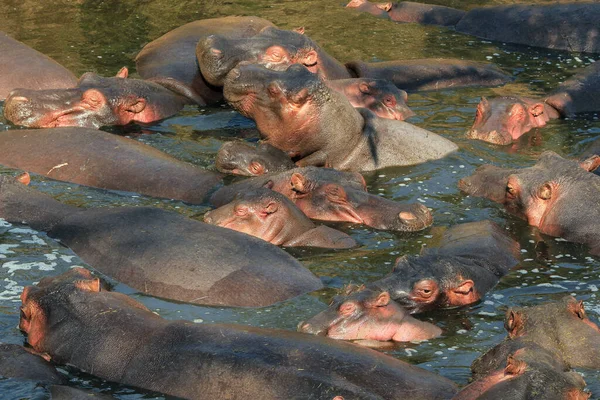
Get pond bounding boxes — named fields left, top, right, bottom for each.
left=0, top=0, right=599, bottom=398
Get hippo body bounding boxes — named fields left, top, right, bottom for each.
left=0, top=128, right=222, bottom=204
left=135, top=16, right=275, bottom=104
left=0, top=176, right=322, bottom=307
left=223, top=64, right=458, bottom=172
left=459, top=152, right=600, bottom=255
left=19, top=270, right=458, bottom=400
left=0, top=344, right=65, bottom=384
left=0, top=32, right=77, bottom=100
left=4, top=68, right=192, bottom=129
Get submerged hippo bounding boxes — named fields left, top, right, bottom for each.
left=0, top=32, right=77, bottom=100
left=0, top=127, right=222, bottom=204
left=204, top=188, right=357, bottom=249
left=467, top=62, right=600, bottom=144
left=216, top=141, right=295, bottom=176
left=211, top=167, right=433, bottom=232
left=4, top=67, right=196, bottom=129
left=19, top=269, right=459, bottom=399
left=223, top=63, right=458, bottom=171
left=198, top=23, right=511, bottom=92
left=0, top=175, right=321, bottom=307
left=298, top=288, right=442, bottom=343
left=346, top=0, right=465, bottom=27
left=459, top=152, right=600, bottom=255
left=306, top=221, right=520, bottom=314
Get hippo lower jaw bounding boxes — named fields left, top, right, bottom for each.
left=359, top=203, right=433, bottom=232
left=466, top=128, right=513, bottom=145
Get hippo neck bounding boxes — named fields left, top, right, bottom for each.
left=0, top=178, right=76, bottom=232
left=313, top=47, right=352, bottom=80
left=266, top=210, right=315, bottom=246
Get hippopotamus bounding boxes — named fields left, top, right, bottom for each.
left=459, top=152, right=600, bottom=255
left=0, top=127, right=222, bottom=204
left=0, top=343, right=65, bottom=384
left=298, top=288, right=442, bottom=343
left=0, top=32, right=77, bottom=100
left=223, top=63, right=458, bottom=171
left=4, top=67, right=196, bottom=129
left=306, top=221, right=520, bottom=314
left=0, top=174, right=321, bottom=307
left=467, top=62, right=600, bottom=144
left=204, top=188, right=357, bottom=249
left=210, top=167, right=433, bottom=232
left=455, top=344, right=590, bottom=400
left=19, top=268, right=459, bottom=399
left=471, top=296, right=600, bottom=375
left=135, top=16, right=275, bottom=105
left=198, top=24, right=511, bottom=92
left=346, top=0, right=465, bottom=27
left=325, top=78, right=414, bottom=120
left=216, top=141, right=295, bottom=176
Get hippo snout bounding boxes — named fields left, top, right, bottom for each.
left=297, top=321, right=327, bottom=336
left=203, top=211, right=214, bottom=224
left=397, top=203, right=433, bottom=231
left=3, top=92, right=33, bottom=123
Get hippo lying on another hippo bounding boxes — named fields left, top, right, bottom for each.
left=467, top=62, right=600, bottom=145
left=4, top=67, right=199, bottom=129
left=0, top=127, right=222, bottom=204
left=216, top=141, right=295, bottom=176
left=18, top=268, right=459, bottom=399
left=0, top=174, right=322, bottom=307
left=459, top=151, right=600, bottom=255
left=0, top=32, right=77, bottom=100
left=204, top=188, right=357, bottom=249
left=223, top=64, right=458, bottom=171
left=211, top=166, right=433, bottom=232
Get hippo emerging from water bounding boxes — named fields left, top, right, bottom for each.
left=223, top=63, right=458, bottom=171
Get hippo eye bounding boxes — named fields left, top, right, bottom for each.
left=339, top=302, right=356, bottom=316
left=418, top=288, right=433, bottom=298
left=249, top=161, right=265, bottom=175
left=506, top=184, right=517, bottom=199
left=383, top=95, right=396, bottom=107
left=234, top=205, right=249, bottom=216
left=573, top=301, right=587, bottom=319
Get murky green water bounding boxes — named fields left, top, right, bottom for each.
left=0, top=0, right=599, bottom=398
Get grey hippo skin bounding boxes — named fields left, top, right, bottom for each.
left=216, top=141, right=296, bottom=176
left=210, top=166, right=433, bottom=232
left=305, top=221, right=520, bottom=314
left=204, top=188, right=357, bottom=249
left=223, top=63, right=458, bottom=172
left=0, top=127, right=222, bottom=204
left=19, top=269, right=459, bottom=400
left=459, top=151, right=600, bottom=255
left=0, top=175, right=322, bottom=307
left=4, top=67, right=195, bottom=129
left=346, top=0, right=465, bottom=27
left=468, top=62, right=600, bottom=145
left=135, top=16, right=275, bottom=104
left=0, top=32, right=77, bottom=100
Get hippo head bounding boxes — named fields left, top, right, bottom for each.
left=223, top=63, right=330, bottom=156
left=215, top=141, right=295, bottom=176
left=203, top=188, right=314, bottom=245
left=458, top=164, right=516, bottom=203
left=285, top=170, right=433, bottom=231
left=466, top=96, right=560, bottom=145
left=4, top=67, right=185, bottom=129
left=298, top=287, right=441, bottom=342
left=197, top=26, right=319, bottom=87
left=345, top=0, right=391, bottom=18
left=328, top=78, right=414, bottom=121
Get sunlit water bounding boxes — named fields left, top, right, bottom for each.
left=0, top=0, right=599, bottom=398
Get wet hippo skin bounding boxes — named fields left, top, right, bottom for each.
left=18, top=269, right=459, bottom=400
left=0, top=175, right=322, bottom=307
left=0, top=127, right=223, bottom=204
left=0, top=32, right=77, bottom=100
left=216, top=141, right=296, bottom=176
left=346, top=0, right=465, bottom=27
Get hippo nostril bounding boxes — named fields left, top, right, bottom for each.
left=399, top=211, right=416, bottom=221
left=7, top=95, right=29, bottom=104
left=203, top=211, right=214, bottom=224
left=297, top=321, right=310, bottom=332
left=210, top=48, right=223, bottom=59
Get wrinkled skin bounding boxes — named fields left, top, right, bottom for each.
left=216, top=141, right=295, bottom=176
left=0, top=175, right=322, bottom=307
left=298, top=288, right=442, bottom=343
left=211, top=167, right=433, bottom=232
left=223, top=63, right=457, bottom=171
left=0, top=32, right=77, bottom=100
left=204, top=188, right=357, bottom=249
left=347, top=0, right=465, bottom=27
left=455, top=344, right=590, bottom=400
left=472, top=296, right=600, bottom=376
left=0, top=127, right=222, bottom=204
left=325, top=78, right=414, bottom=120
left=4, top=67, right=192, bottom=129
left=458, top=151, right=600, bottom=255
left=18, top=269, right=459, bottom=400
left=314, top=221, right=519, bottom=314
left=467, top=62, right=600, bottom=144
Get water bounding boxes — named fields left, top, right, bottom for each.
left=0, top=0, right=599, bottom=398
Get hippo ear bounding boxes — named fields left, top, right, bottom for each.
left=82, top=89, right=108, bottom=110
left=537, top=182, right=552, bottom=201
left=123, top=98, right=147, bottom=114
left=290, top=173, right=308, bottom=193
left=74, top=278, right=101, bottom=293
left=293, top=26, right=305, bottom=35
left=453, top=280, right=474, bottom=295
left=579, top=155, right=600, bottom=172
left=504, top=355, right=526, bottom=376
left=262, top=201, right=279, bottom=216
left=20, top=285, right=40, bottom=305
left=358, top=82, right=371, bottom=94
left=16, top=172, right=31, bottom=186
left=376, top=2, right=393, bottom=12
left=505, top=309, right=524, bottom=338
left=115, top=67, right=129, bottom=79
left=373, top=292, right=390, bottom=307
